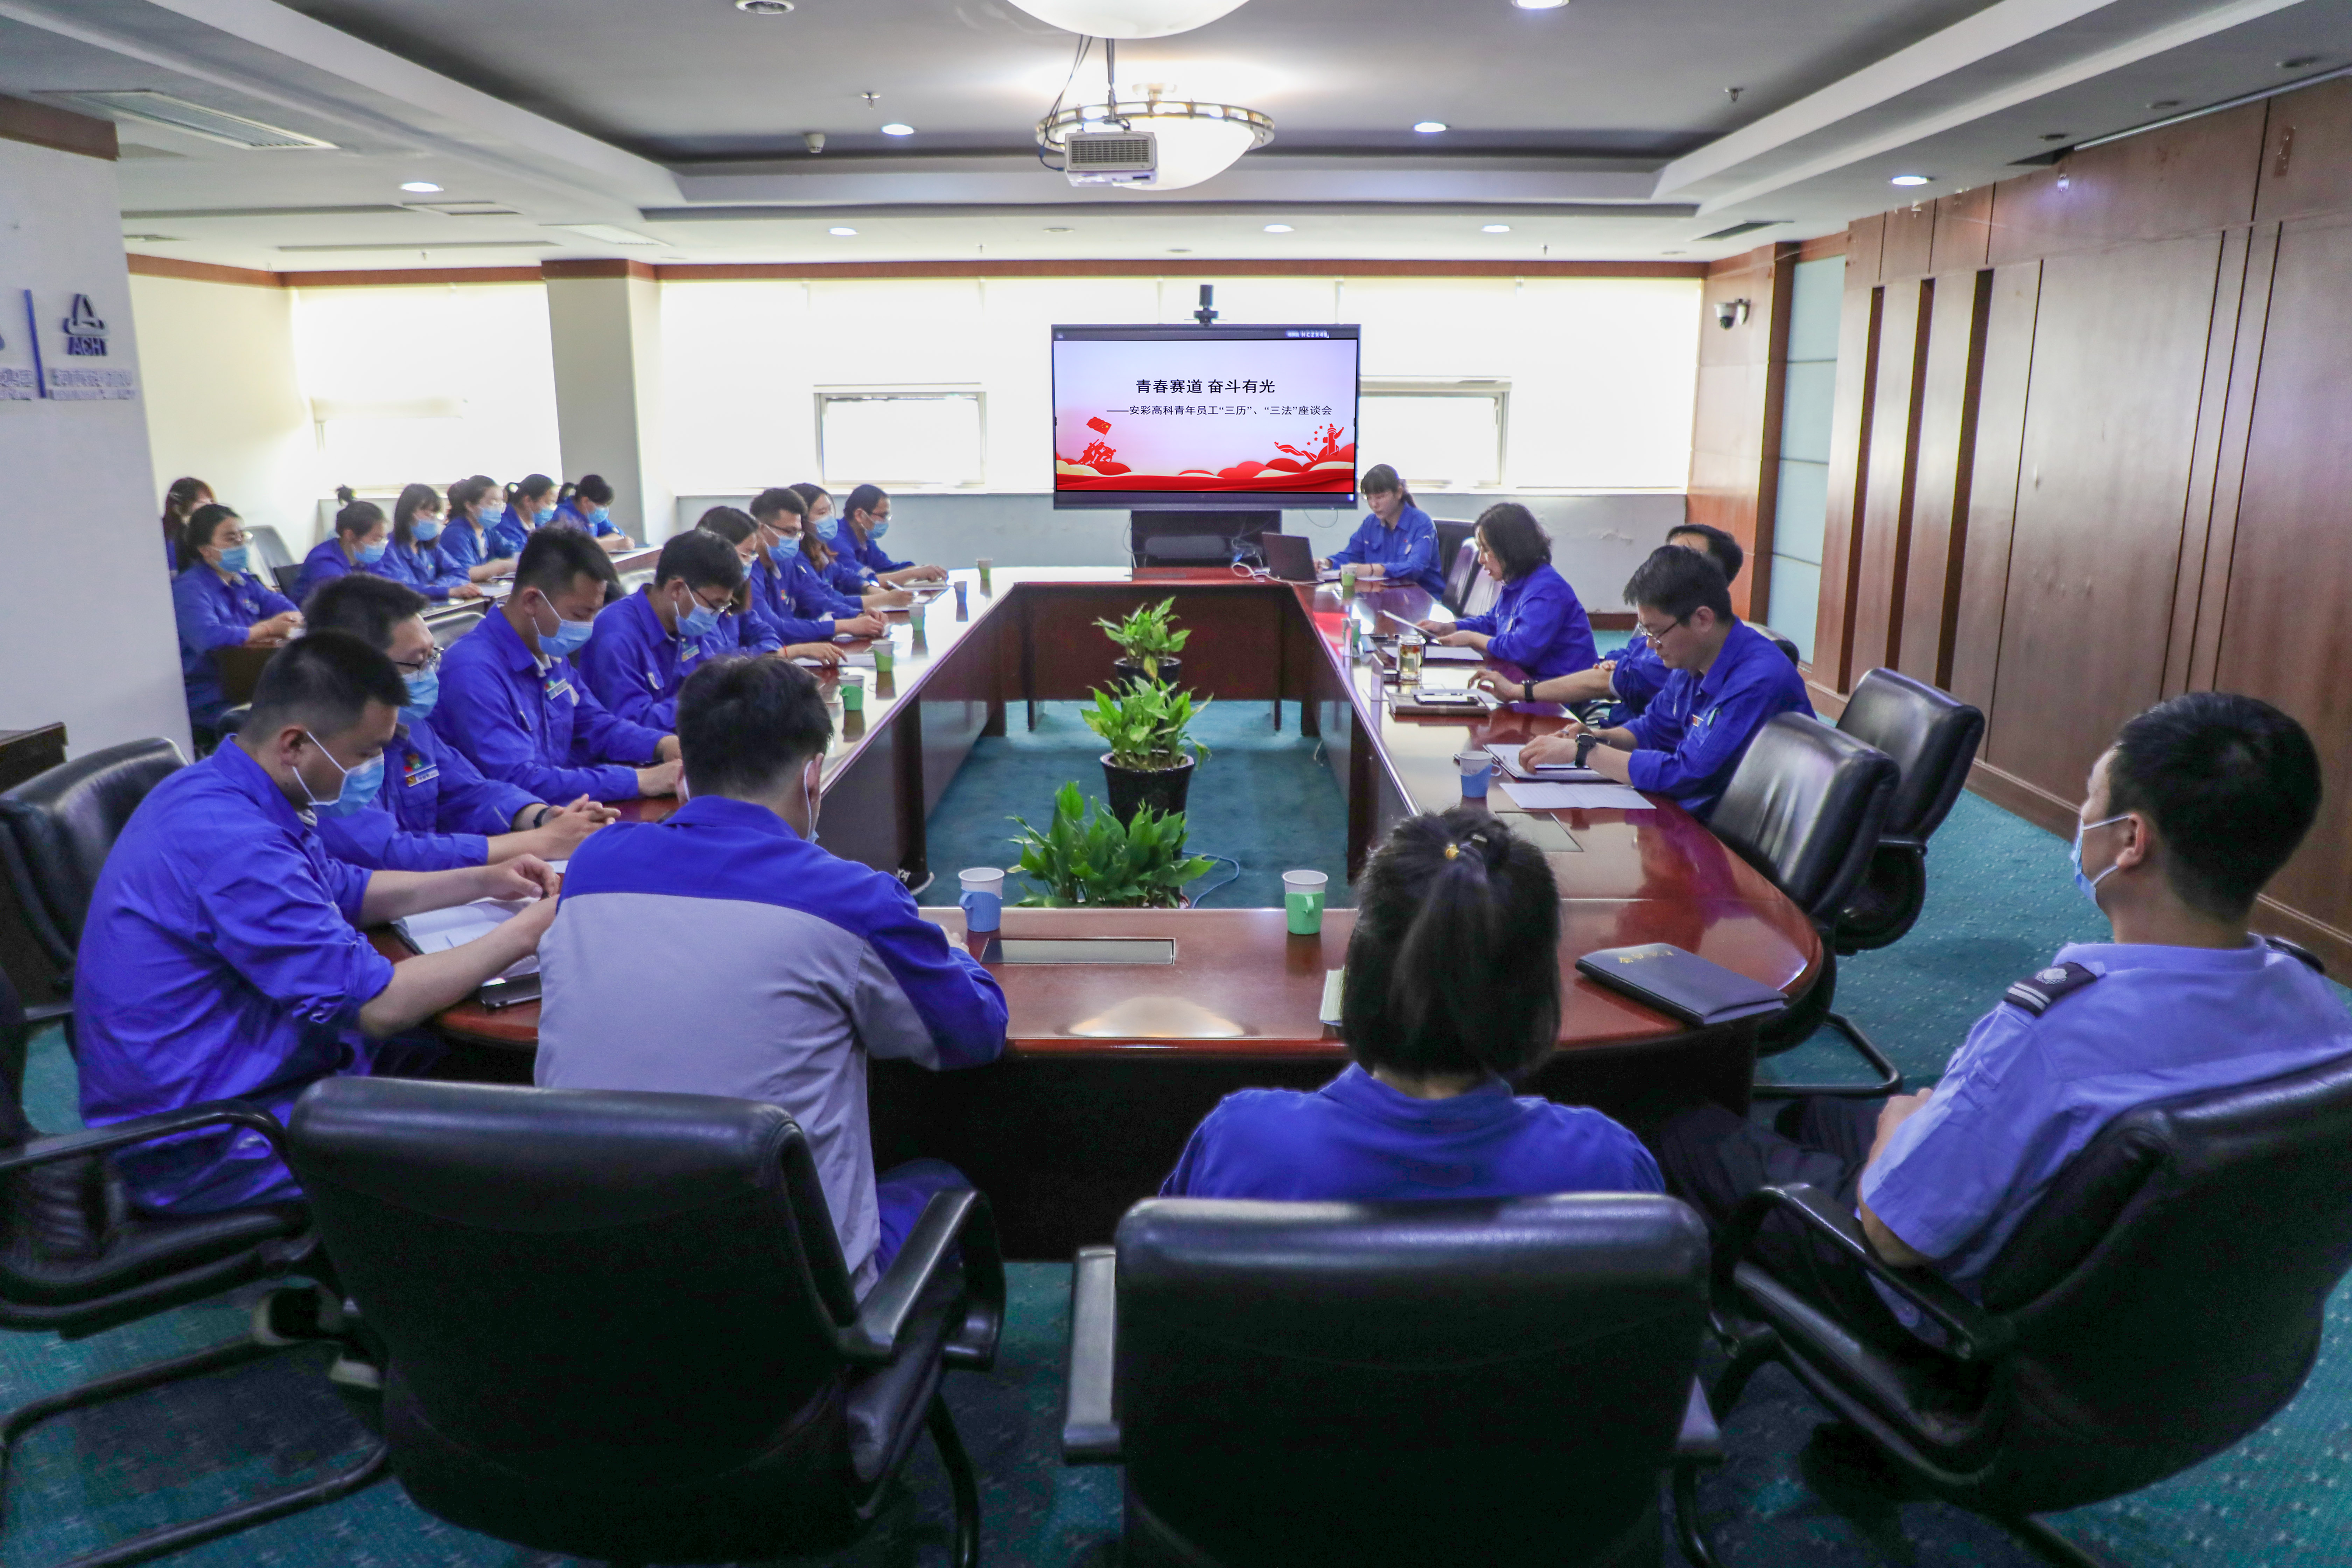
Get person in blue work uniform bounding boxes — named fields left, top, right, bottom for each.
left=767, top=486, right=911, bottom=612
left=436, top=526, right=683, bottom=804
left=694, top=508, right=846, bottom=665
left=1654, top=691, right=2350, bottom=1356
left=1163, top=808, right=1660, bottom=1201
left=577, top=529, right=745, bottom=732
left=438, top=475, right=516, bottom=584
left=1414, top=503, right=1598, bottom=681
left=486, top=473, right=558, bottom=561
left=295, top=490, right=394, bottom=602
left=1316, top=463, right=1446, bottom=598
left=744, top=492, right=894, bottom=636
left=1474, top=520, right=1747, bottom=722
left=554, top=473, right=636, bottom=555
left=839, top=483, right=948, bottom=588
left=377, top=483, right=482, bottom=604
left=302, top=574, right=616, bottom=872
left=171, top=503, right=303, bottom=743
left=73, top=632, right=563, bottom=1217
left=536, top=655, right=1007, bottom=1294
left=160, top=476, right=213, bottom=568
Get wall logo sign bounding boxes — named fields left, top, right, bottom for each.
left=62, top=294, right=109, bottom=356
left=13, top=289, right=137, bottom=402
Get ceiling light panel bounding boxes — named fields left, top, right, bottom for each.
left=69, top=91, right=335, bottom=150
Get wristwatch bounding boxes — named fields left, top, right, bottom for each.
left=1522, top=679, right=1537, bottom=703
left=1575, top=733, right=1600, bottom=768
left=531, top=804, right=555, bottom=829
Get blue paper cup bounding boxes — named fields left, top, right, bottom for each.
left=959, top=868, right=1006, bottom=933
left=1457, top=752, right=1494, bottom=799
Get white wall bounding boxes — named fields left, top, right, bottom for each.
left=0, top=137, right=191, bottom=760
left=129, top=271, right=316, bottom=553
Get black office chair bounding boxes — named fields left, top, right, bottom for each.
left=1432, top=518, right=1474, bottom=581
left=1829, top=669, right=1985, bottom=953
left=0, top=740, right=184, bottom=1031
left=1442, top=539, right=1481, bottom=614
left=1704, top=715, right=1901, bottom=1098
left=268, top=563, right=305, bottom=601
left=0, top=964, right=383, bottom=1568
left=243, top=525, right=295, bottom=579
left=1749, top=624, right=1804, bottom=666
left=1063, top=1195, right=1725, bottom=1567
left=1708, top=1052, right=2352, bottom=1568
left=285, top=1078, right=1003, bottom=1568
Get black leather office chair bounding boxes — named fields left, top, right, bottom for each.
left=0, top=964, right=383, bottom=1568
left=1750, top=624, right=1804, bottom=666
left=0, top=740, right=184, bottom=1025
left=1704, top=715, right=1901, bottom=1097
left=1442, top=539, right=1481, bottom=614
left=1829, top=669, right=1985, bottom=953
left=285, top=1078, right=1003, bottom=1568
left=1708, top=1052, right=2352, bottom=1568
left=268, top=563, right=305, bottom=600
left=1063, top=1195, right=1724, bottom=1568
left=1432, top=517, right=1473, bottom=579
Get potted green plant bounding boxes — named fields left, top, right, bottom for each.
left=1082, top=677, right=1211, bottom=823
left=1008, top=782, right=1213, bottom=908
left=1094, top=596, right=1189, bottom=687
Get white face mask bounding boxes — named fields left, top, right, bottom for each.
left=803, top=760, right=820, bottom=844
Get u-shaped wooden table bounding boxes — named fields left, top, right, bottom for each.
left=379, top=567, right=1821, bottom=1257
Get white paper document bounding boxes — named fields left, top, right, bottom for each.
left=1483, top=743, right=1602, bottom=782
left=393, top=899, right=540, bottom=977
left=1320, top=968, right=1345, bottom=1027
left=1496, top=779, right=1654, bottom=812
left=1418, top=644, right=1486, bottom=664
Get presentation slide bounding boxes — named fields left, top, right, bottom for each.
left=1053, top=329, right=1359, bottom=500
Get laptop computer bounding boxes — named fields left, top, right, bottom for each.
left=1261, top=532, right=1330, bottom=584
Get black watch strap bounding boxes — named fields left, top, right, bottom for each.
left=1575, top=733, right=1599, bottom=767
left=1522, top=679, right=1537, bottom=703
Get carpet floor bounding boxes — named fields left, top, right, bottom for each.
left=6, top=733, right=2347, bottom=1567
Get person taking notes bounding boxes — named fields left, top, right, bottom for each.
left=1318, top=463, right=1445, bottom=598
left=577, top=529, right=745, bottom=731
left=1414, top=503, right=1598, bottom=680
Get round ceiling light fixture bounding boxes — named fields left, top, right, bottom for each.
left=1037, top=96, right=1274, bottom=190
left=1481, top=223, right=1512, bottom=233
left=1001, top=0, right=1251, bottom=38
left=1263, top=223, right=1293, bottom=232
left=1890, top=173, right=1931, bottom=186
left=828, top=225, right=859, bottom=236
left=1512, top=0, right=1572, bottom=9
left=400, top=181, right=442, bottom=193
left=880, top=122, right=915, bottom=136
left=735, top=0, right=795, bottom=13
left=1413, top=120, right=1448, bottom=134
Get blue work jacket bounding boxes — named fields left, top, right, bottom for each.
left=577, top=587, right=718, bottom=733
left=486, top=505, right=539, bottom=561
left=1454, top=563, right=1598, bottom=681
left=845, top=526, right=911, bottom=577
left=555, top=498, right=622, bottom=539
left=1326, top=504, right=1445, bottom=598
left=378, top=538, right=470, bottom=602
left=436, top=605, right=666, bottom=803
left=1624, top=619, right=1814, bottom=819
left=314, top=716, right=538, bottom=872
left=295, top=538, right=389, bottom=604
left=1602, top=637, right=1671, bottom=726
left=170, top=566, right=296, bottom=729
left=751, top=551, right=853, bottom=636
left=439, top=516, right=499, bottom=574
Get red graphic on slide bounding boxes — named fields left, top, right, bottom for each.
left=1058, top=415, right=1356, bottom=493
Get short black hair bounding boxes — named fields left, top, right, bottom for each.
left=1624, top=544, right=1733, bottom=624
left=845, top=483, right=887, bottom=521
left=696, top=506, right=757, bottom=547
left=1668, top=522, right=1743, bottom=585
left=676, top=657, right=834, bottom=801
left=177, top=503, right=239, bottom=573
left=514, top=525, right=615, bottom=600
left=748, top=488, right=805, bottom=523
left=654, top=528, right=745, bottom=592
left=303, top=573, right=429, bottom=651
left=244, top=630, right=406, bottom=740
left=2104, top=692, right=2322, bottom=919
left=571, top=473, right=615, bottom=506
left=1473, top=503, right=1551, bottom=582
left=1342, top=808, right=1562, bottom=1082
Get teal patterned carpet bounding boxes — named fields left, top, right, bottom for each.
left=5, top=736, right=2348, bottom=1567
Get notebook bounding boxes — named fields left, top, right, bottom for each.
left=1574, top=943, right=1787, bottom=1027
left=393, top=898, right=540, bottom=979
left=1484, top=742, right=1601, bottom=782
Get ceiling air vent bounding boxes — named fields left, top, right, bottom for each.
left=1698, top=219, right=1786, bottom=241
left=68, top=91, right=335, bottom=150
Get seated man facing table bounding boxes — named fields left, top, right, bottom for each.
left=752, top=488, right=906, bottom=621
left=302, top=574, right=615, bottom=872
left=1511, top=521, right=1748, bottom=724
left=576, top=529, right=745, bottom=732
left=1316, top=462, right=1446, bottom=599
left=1162, top=809, right=1661, bottom=1201
left=436, top=527, right=682, bottom=804
left=839, top=483, right=949, bottom=589
left=1655, top=692, right=2351, bottom=1351
left=1510, top=545, right=1809, bottom=819
left=74, top=633, right=560, bottom=1215
left=1415, top=503, right=1598, bottom=681
left=535, top=656, right=1007, bottom=1295
left=693, top=506, right=846, bottom=665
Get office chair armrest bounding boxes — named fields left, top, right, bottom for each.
left=1674, top=1375, right=1722, bottom=1463
left=1060, top=1245, right=1121, bottom=1464
left=1716, top=1183, right=2015, bottom=1362
left=0, top=1099, right=288, bottom=1177
left=23, top=1000, right=72, bottom=1029
left=840, top=1186, right=1000, bottom=1368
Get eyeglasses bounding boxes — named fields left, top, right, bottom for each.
left=1638, top=615, right=1688, bottom=646
left=391, top=646, right=442, bottom=677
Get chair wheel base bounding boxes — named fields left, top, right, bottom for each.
left=1751, top=1012, right=1904, bottom=1100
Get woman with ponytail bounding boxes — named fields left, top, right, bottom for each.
left=160, top=477, right=214, bottom=567
left=294, top=487, right=393, bottom=601
left=1320, top=462, right=1445, bottom=597
left=440, top=475, right=516, bottom=582
left=1160, top=808, right=1660, bottom=1200
left=488, top=473, right=557, bottom=560
left=380, top=483, right=482, bottom=602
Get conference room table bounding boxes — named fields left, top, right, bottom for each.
left=382, top=565, right=1822, bottom=1256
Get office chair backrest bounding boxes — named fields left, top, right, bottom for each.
left=1431, top=517, right=1473, bottom=573
left=1708, top=715, right=1897, bottom=922
left=0, top=739, right=185, bottom=979
left=287, top=1078, right=865, bottom=1492
left=243, top=525, right=295, bottom=573
left=1834, top=669, right=1984, bottom=843
left=269, top=563, right=304, bottom=600
left=429, top=609, right=485, bottom=648
left=1751, top=623, right=1804, bottom=665
left=1442, top=539, right=1480, bottom=614
left=1115, top=1194, right=1710, bottom=1566
left=1977, top=1053, right=2352, bottom=1508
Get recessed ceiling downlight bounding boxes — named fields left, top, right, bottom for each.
left=1481, top=223, right=1511, bottom=233
left=400, top=181, right=442, bottom=193
left=736, top=0, right=795, bottom=12
left=881, top=123, right=916, bottom=136
left=1413, top=121, right=1448, bottom=134
left=828, top=226, right=858, bottom=236
left=1890, top=173, right=1931, bottom=186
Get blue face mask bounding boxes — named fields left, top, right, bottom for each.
left=357, top=539, right=388, bottom=565
left=215, top=544, right=251, bottom=575
left=814, top=515, right=839, bottom=542
left=297, top=732, right=384, bottom=818
left=534, top=505, right=557, bottom=527
left=768, top=541, right=795, bottom=568
left=528, top=595, right=595, bottom=659
left=588, top=506, right=611, bottom=528
left=412, top=516, right=442, bottom=543
left=675, top=588, right=721, bottom=642
left=867, top=517, right=890, bottom=541
left=2070, top=812, right=2129, bottom=907
left=400, top=670, right=440, bottom=723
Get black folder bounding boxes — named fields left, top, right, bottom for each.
left=1575, top=943, right=1788, bottom=1027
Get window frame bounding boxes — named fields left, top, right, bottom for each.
left=1356, top=379, right=1510, bottom=492
left=814, top=387, right=988, bottom=491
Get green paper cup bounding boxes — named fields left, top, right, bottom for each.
left=1283, top=869, right=1328, bottom=936
left=1339, top=564, right=1358, bottom=600
left=872, top=640, right=895, bottom=674
left=840, top=671, right=865, bottom=712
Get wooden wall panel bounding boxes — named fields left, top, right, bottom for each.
left=2209, top=212, right=2352, bottom=944
left=1686, top=245, right=1790, bottom=621
left=1899, top=268, right=1992, bottom=686
left=1946, top=263, right=2040, bottom=728
left=1930, top=188, right=1995, bottom=273
left=2255, top=78, right=2352, bottom=223
left=1810, top=282, right=1883, bottom=692
left=1988, top=102, right=2266, bottom=264
left=1849, top=280, right=1931, bottom=675
left=1846, top=214, right=1886, bottom=286
left=2185, top=224, right=2278, bottom=692
left=2162, top=224, right=2255, bottom=696
left=1882, top=203, right=1937, bottom=279
left=1981, top=233, right=2222, bottom=802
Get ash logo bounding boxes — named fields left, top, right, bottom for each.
left=61, top=295, right=108, bottom=357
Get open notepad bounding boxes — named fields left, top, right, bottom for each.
left=1483, top=743, right=1602, bottom=782
left=1495, top=778, right=1653, bottom=812
left=392, top=898, right=540, bottom=978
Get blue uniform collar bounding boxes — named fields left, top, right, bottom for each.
left=2052, top=937, right=2270, bottom=975
left=475, top=599, right=550, bottom=675
left=210, top=738, right=310, bottom=835
left=1320, top=1062, right=1517, bottom=1129
left=1696, top=618, right=1765, bottom=700
left=666, top=793, right=802, bottom=842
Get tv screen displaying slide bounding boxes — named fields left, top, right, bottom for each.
left=1051, top=323, right=1361, bottom=510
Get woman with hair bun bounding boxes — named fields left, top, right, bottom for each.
left=294, top=487, right=393, bottom=601
left=555, top=473, right=636, bottom=555
left=1160, top=809, right=1660, bottom=1200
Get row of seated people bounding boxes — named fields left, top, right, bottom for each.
left=70, top=616, right=2352, bottom=1370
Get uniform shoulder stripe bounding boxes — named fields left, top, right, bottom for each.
left=2003, top=961, right=2101, bottom=1018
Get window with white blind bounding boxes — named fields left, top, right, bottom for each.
left=817, top=392, right=985, bottom=489
left=1358, top=386, right=1506, bottom=490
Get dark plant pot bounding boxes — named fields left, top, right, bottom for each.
left=1101, top=751, right=1195, bottom=825
left=1112, top=655, right=1182, bottom=689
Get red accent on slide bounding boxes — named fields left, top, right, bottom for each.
left=1086, top=415, right=1113, bottom=435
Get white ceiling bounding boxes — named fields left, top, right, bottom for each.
left=2, top=0, right=2345, bottom=271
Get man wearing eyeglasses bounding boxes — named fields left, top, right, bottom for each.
left=577, top=530, right=749, bottom=733
left=1511, top=545, right=1811, bottom=820
left=303, top=573, right=615, bottom=873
